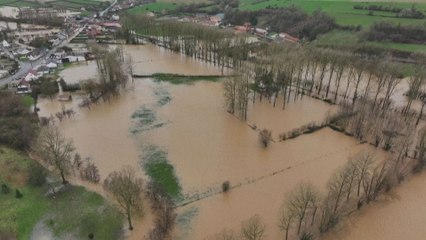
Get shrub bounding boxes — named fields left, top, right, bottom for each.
left=15, top=189, right=23, bottom=198
left=259, top=129, right=272, bottom=147
left=1, top=184, right=10, bottom=194
left=222, top=181, right=230, bottom=193
left=80, top=159, right=100, bottom=183
left=28, top=164, right=47, bottom=187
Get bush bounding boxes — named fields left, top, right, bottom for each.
left=80, top=159, right=100, bottom=183
left=259, top=129, right=272, bottom=147
left=28, top=164, right=47, bottom=187
left=1, top=184, right=10, bottom=194
left=222, top=181, right=230, bottom=193
left=15, top=189, right=23, bottom=198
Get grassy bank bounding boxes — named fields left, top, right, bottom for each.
left=137, top=73, right=222, bottom=84
left=141, top=145, right=182, bottom=200
left=0, top=147, right=123, bottom=239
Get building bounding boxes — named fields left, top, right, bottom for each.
left=279, top=33, right=300, bottom=43
left=24, top=70, right=41, bottom=81
left=16, top=79, right=32, bottom=94
left=37, top=65, right=49, bottom=75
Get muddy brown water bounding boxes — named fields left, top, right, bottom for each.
left=37, top=44, right=417, bottom=240
left=323, top=172, right=426, bottom=240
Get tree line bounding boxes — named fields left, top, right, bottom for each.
left=365, top=21, right=426, bottom=44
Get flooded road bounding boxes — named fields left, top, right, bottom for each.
left=37, top=44, right=400, bottom=239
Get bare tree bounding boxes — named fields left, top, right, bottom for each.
left=241, top=215, right=266, bottom=240
left=286, top=183, right=319, bottom=234
left=35, top=127, right=75, bottom=184
left=278, top=211, right=294, bottom=240
left=103, top=166, right=144, bottom=230
left=259, top=129, right=272, bottom=148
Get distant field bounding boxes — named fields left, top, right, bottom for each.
left=128, top=2, right=178, bottom=14
left=239, top=0, right=426, bottom=27
left=313, top=30, right=426, bottom=53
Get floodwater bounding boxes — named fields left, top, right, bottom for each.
left=38, top=44, right=393, bottom=239
left=323, top=172, right=426, bottom=240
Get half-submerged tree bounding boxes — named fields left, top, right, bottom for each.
left=259, top=129, right=273, bottom=148
left=241, top=215, right=266, bottom=240
left=103, top=166, right=144, bottom=230
left=35, top=127, right=75, bottom=184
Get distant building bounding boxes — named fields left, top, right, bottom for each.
left=279, top=33, right=300, bottom=43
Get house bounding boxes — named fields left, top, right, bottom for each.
left=62, top=55, right=85, bottom=63
left=37, top=65, right=50, bottom=75
left=53, top=48, right=66, bottom=59
left=0, top=70, right=9, bottom=78
left=2, top=40, right=10, bottom=48
left=16, top=48, right=31, bottom=56
left=28, top=48, right=48, bottom=61
left=16, top=79, right=32, bottom=94
left=24, top=70, right=41, bottom=81
left=46, top=60, right=58, bottom=69
left=279, top=33, right=299, bottom=43
left=111, top=14, right=120, bottom=21
left=254, top=28, right=268, bottom=36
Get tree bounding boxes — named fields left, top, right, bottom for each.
left=286, top=183, right=319, bottom=234
left=278, top=211, right=294, bottom=240
left=35, top=127, right=74, bottom=184
left=241, top=215, right=265, bottom=240
left=40, top=79, right=58, bottom=100
left=259, top=129, right=272, bottom=148
left=103, top=166, right=144, bottom=230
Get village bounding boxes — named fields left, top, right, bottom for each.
left=0, top=0, right=299, bottom=98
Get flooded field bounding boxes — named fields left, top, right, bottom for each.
left=323, top=172, right=426, bottom=240
left=37, top=44, right=408, bottom=239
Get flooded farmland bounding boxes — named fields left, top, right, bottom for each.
left=37, top=44, right=422, bottom=240
left=323, top=172, right=426, bottom=240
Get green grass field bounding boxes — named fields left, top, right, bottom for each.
left=128, top=2, right=178, bottom=14
left=313, top=30, right=426, bottom=53
left=141, top=145, right=182, bottom=200
left=0, top=147, right=123, bottom=240
left=239, top=0, right=426, bottom=28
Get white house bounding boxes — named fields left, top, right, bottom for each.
left=2, top=40, right=10, bottom=48
left=46, top=61, right=58, bottom=69
left=0, top=70, right=9, bottom=78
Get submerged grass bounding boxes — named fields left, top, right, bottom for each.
left=141, top=145, right=182, bottom=200
left=151, top=73, right=222, bottom=85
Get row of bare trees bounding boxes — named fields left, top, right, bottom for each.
left=212, top=146, right=420, bottom=240
left=120, top=16, right=426, bottom=125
